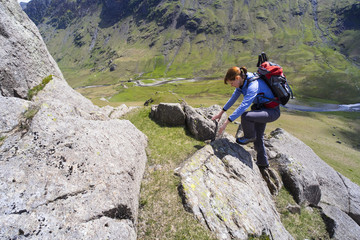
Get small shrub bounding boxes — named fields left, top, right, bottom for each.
left=23, top=105, right=40, bottom=120
left=28, top=75, right=53, bottom=100
left=0, top=136, right=6, bottom=146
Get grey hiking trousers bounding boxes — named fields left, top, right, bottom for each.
left=241, top=106, right=280, bottom=167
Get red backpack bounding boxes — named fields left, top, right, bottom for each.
left=256, top=52, right=293, bottom=105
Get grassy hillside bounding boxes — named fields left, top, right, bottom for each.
left=27, top=0, right=360, bottom=104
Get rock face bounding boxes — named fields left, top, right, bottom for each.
left=267, top=128, right=360, bottom=239
left=184, top=104, right=227, bottom=141
left=178, top=126, right=360, bottom=239
left=178, top=135, right=293, bottom=240
left=0, top=1, right=147, bottom=239
left=151, top=103, right=227, bottom=141
left=0, top=0, right=63, bottom=99
left=150, top=103, right=186, bottom=126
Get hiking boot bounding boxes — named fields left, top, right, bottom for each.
left=236, top=137, right=256, bottom=145
left=257, top=164, right=269, bottom=170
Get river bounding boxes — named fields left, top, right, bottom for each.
left=284, top=100, right=360, bottom=112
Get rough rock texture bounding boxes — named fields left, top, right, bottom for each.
left=151, top=103, right=227, bottom=141
left=184, top=104, right=227, bottom=141
left=178, top=135, right=293, bottom=240
left=0, top=0, right=63, bottom=99
left=267, top=128, right=360, bottom=239
left=0, top=96, right=31, bottom=133
left=150, top=102, right=186, bottom=126
left=0, top=1, right=147, bottom=239
left=0, top=99, right=147, bottom=238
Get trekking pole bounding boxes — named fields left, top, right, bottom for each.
left=261, top=52, right=268, bottom=62
left=257, top=54, right=262, bottom=67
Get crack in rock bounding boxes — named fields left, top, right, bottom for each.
left=46, top=189, right=88, bottom=205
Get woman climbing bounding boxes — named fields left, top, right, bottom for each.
left=212, top=66, right=280, bottom=169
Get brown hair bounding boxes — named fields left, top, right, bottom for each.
left=224, top=66, right=247, bottom=84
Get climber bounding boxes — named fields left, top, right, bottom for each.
left=212, top=66, right=280, bottom=169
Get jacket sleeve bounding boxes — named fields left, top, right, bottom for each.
left=228, top=81, right=259, bottom=122
left=223, top=88, right=241, bottom=111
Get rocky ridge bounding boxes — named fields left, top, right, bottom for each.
left=267, top=128, right=360, bottom=239
left=2, top=0, right=360, bottom=238
left=0, top=1, right=146, bottom=239
left=178, top=127, right=360, bottom=239
left=153, top=103, right=360, bottom=239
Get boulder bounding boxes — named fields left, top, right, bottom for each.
left=267, top=128, right=360, bottom=238
left=0, top=1, right=148, bottom=239
left=271, top=154, right=321, bottom=206
left=0, top=101, right=147, bottom=239
left=150, top=103, right=186, bottom=126
left=150, top=103, right=227, bottom=141
left=184, top=104, right=227, bottom=141
left=0, top=0, right=63, bottom=99
left=320, top=204, right=360, bottom=239
left=178, top=135, right=293, bottom=240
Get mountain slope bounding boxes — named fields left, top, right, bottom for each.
left=24, top=0, right=360, bottom=103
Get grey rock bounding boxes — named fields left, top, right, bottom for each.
left=184, top=104, right=227, bottom=141
left=178, top=135, right=293, bottom=240
left=1, top=92, right=148, bottom=240
left=267, top=150, right=278, bottom=159
left=267, top=128, right=360, bottom=237
left=320, top=204, right=360, bottom=239
left=259, top=167, right=283, bottom=196
left=0, top=0, right=63, bottom=99
left=286, top=204, right=301, bottom=214
left=0, top=1, right=148, bottom=239
left=0, top=96, right=31, bottom=133
left=150, top=103, right=227, bottom=141
left=273, top=154, right=321, bottom=206
left=151, top=103, right=186, bottom=126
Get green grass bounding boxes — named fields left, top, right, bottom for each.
left=109, top=79, right=233, bottom=106
left=27, top=75, right=53, bottom=100
left=23, top=105, right=40, bottom=120
left=0, top=136, right=6, bottom=147
left=275, top=188, right=329, bottom=239
left=123, top=108, right=216, bottom=240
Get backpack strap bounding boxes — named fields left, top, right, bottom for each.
left=244, top=73, right=260, bottom=88
left=247, top=73, right=281, bottom=106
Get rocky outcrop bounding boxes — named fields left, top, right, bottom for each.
left=177, top=135, right=293, bottom=240
left=267, top=128, right=360, bottom=239
left=0, top=0, right=63, bottom=99
left=150, top=103, right=186, bottom=126
left=151, top=103, right=227, bottom=141
left=0, top=1, right=147, bottom=239
left=184, top=104, right=227, bottom=141
left=177, top=121, right=360, bottom=239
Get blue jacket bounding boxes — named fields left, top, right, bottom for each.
left=223, top=72, right=275, bottom=122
